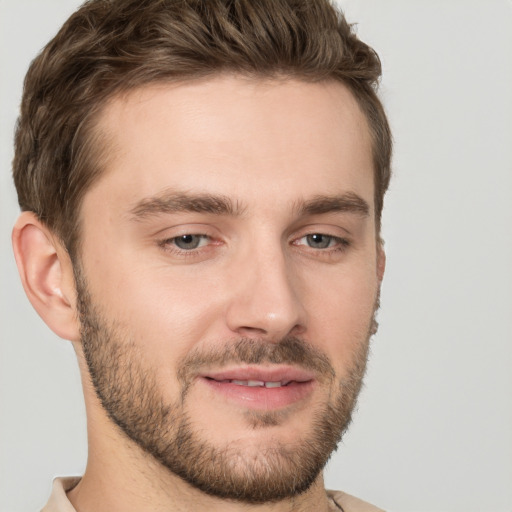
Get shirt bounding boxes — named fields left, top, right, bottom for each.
left=41, top=477, right=385, bottom=512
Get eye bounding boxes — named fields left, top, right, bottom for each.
left=299, top=233, right=340, bottom=249
left=169, top=234, right=209, bottom=250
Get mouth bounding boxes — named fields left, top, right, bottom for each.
left=207, top=379, right=294, bottom=388
left=198, top=366, right=316, bottom=411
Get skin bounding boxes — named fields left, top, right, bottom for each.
left=13, top=75, right=385, bottom=512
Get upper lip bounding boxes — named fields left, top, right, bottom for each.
left=200, top=365, right=316, bottom=384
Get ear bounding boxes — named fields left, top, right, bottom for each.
left=12, top=211, right=80, bottom=341
left=377, top=239, right=386, bottom=282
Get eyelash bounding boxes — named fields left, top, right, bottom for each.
left=294, top=234, right=350, bottom=251
left=158, top=234, right=213, bottom=256
left=157, top=233, right=351, bottom=259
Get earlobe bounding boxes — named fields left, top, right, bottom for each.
left=12, top=212, right=80, bottom=341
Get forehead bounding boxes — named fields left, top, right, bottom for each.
left=86, top=75, right=374, bottom=215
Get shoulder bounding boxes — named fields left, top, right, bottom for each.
left=41, top=477, right=80, bottom=512
left=327, top=490, right=386, bottom=512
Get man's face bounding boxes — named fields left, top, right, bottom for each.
left=75, top=76, right=383, bottom=502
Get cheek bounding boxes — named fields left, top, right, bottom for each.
left=301, top=266, right=378, bottom=372
left=81, top=245, right=227, bottom=368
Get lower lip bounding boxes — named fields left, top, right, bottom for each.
left=201, top=378, right=315, bottom=410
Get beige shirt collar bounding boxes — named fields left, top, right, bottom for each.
left=41, top=477, right=385, bottom=512
left=41, top=477, right=80, bottom=512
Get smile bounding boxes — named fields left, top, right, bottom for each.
left=199, top=366, right=316, bottom=410
left=209, top=379, right=291, bottom=388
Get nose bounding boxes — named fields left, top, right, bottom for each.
left=224, top=244, right=307, bottom=341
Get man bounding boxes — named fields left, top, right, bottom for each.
left=11, top=0, right=391, bottom=510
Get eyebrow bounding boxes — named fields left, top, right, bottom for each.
left=129, top=191, right=244, bottom=220
left=129, top=190, right=370, bottom=221
left=295, top=192, right=370, bottom=217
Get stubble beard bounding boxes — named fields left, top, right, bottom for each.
left=75, top=268, right=377, bottom=504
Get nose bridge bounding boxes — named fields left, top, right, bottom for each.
left=225, top=237, right=306, bottom=339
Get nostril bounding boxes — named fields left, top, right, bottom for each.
left=224, top=264, right=306, bottom=340
left=236, top=325, right=269, bottom=337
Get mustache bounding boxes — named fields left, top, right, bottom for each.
left=177, top=337, right=336, bottom=388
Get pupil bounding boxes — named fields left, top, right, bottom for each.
left=307, top=234, right=330, bottom=249
left=175, top=234, right=200, bottom=249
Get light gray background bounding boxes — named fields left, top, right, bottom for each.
left=1, top=1, right=511, bottom=511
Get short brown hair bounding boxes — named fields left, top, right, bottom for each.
left=13, top=0, right=392, bottom=257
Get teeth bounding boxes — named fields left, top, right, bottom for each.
left=231, top=380, right=265, bottom=387
left=229, top=380, right=284, bottom=388
left=248, top=380, right=265, bottom=387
